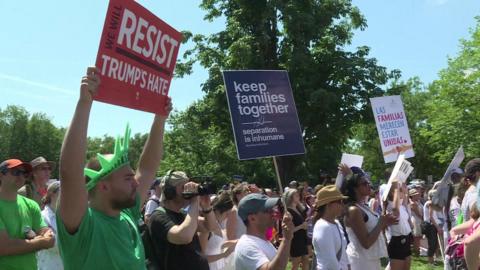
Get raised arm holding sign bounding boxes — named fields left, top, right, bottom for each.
left=381, top=154, right=414, bottom=202
left=335, top=153, right=363, bottom=189
left=57, top=66, right=172, bottom=270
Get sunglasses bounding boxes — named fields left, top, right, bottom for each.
left=11, top=169, right=30, bottom=177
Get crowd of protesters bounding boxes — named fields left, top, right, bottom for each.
left=2, top=67, right=480, bottom=270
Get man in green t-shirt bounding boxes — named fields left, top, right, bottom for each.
left=56, top=66, right=172, bottom=270
left=0, top=158, right=55, bottom=270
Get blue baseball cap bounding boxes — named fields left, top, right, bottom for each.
left=238, top=193, right=280, bottom=221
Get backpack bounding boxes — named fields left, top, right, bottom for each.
left=141, top=198, right=160, bottom=218
left=142, top=206, right=167, bottom=270
left=139, top=198, right=160, bottom=233
left=446, top=221, right=480, bottom=270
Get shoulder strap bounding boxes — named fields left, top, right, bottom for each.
left=334, top=223, right=343, bottom=261
left=154, top=206, right=166, bottom=214
left=149, top=197, right=160, bottom=204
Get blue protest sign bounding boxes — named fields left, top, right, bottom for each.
left=223, top=70, right=305, bottom=160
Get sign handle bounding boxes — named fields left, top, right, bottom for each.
left=273, top=157, right=283, bottom=194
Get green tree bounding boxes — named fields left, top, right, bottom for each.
left=0, top=106, right=64, bottom=178
left=174, top=0, right=399, bottom=186
left=422, top=18, right=480, bottom=165
left=345, top=78, right=440, bottom=184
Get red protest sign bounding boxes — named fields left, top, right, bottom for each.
left=95, top=0, right=182, bottom=115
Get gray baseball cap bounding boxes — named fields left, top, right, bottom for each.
left=238, top=193, right=280, bottom=221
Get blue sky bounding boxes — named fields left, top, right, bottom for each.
left=0, top=0, right=479, bottom=137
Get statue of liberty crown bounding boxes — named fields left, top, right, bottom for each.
left=85, top=124, right=131, bottom=190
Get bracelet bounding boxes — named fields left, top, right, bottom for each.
left=202, top=208, right=213, bottom=214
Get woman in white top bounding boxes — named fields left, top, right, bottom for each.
left=386, top=182, right=413, bottom=270
left=226, top=183, right=249, bottom=240
left=423, top=189, right=444, bottom=265
left=199, top=191, right=237, bottom=270
left=312, top=185, right=349, bottom=270
left=340, top=165, right=397, bottom=270
left=409, top=188, right=423, bottom=256
left=37, top=181, right=63, bottom=270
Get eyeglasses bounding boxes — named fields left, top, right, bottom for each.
left=11, top=169, right=30, bottom=177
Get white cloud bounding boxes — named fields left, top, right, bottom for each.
left=0, top=73, right=74, bottom=96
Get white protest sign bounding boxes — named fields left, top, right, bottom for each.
left=335, top=154, right=364, bottom=189
left=370, top=95, right=414, bottom=163
left=381, top=154, right=414, bottom=202
left=432, top=146, right=465, bottom=207
left=440, top=146, right=465, bottom=183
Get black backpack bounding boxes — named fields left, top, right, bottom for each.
left=142, top=206, right=166, bottom=270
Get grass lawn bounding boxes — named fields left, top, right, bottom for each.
left=287, top=255, right=444, bottom=270
left=410, top=256, right=444, bottom=270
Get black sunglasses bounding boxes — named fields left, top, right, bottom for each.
left=11, top=169, right=30, bottom=177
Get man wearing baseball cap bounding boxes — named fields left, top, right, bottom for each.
left=0, top=159, right=55, bottom=270
left=234, top=193, right=294, bottom=270
left=18, top=156, right=56, bottom=206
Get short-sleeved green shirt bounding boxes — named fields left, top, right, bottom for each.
left=0, top=195, right=47, bottom=270
left=56, top=194, right=146, bottom=270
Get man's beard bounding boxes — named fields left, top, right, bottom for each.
left=111, top=195, right=136, bottom=210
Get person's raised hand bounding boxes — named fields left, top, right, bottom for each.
left=80, top=66, right=100, bottom=103
left=301, top=221, right=308, bottom=230
left=199, top=193, right=212, bottom=210
left=158, top=96, right=173, bottom=121
left=282, top=212, right=294, bottom=241
left=338, top=163, right=352, bottom=177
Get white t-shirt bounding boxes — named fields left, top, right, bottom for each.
left=424, top=201, right=445, bottom=226
left=461, top=186, right=477, bottom=221
left=450, top=196, right=461, bottom=225
left=37, top=205, right=63, bottom=270
left=144, top=195, right=160, bottom=216
left=234, top=234, right=277, bottom=270
left=386, top=201, right=412, bottom=236
left=313, top=219, right=348, bottom=270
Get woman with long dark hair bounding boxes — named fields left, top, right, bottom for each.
left=226, top=183, right=250, bottom=240
left=340, top=165, right=397, bottom=270
left=284, top=188, right=310, bottom=270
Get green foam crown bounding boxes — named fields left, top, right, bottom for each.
left=85, top=124, right=131, bottom=190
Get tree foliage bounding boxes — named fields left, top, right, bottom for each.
left=173, top=0, right=399, bottom=186
left=422, top=17, right=480, bottom=164
left=349, top=18, right=480, bottom=183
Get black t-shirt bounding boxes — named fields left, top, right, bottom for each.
left=149, top=207, right=209, bottom=270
